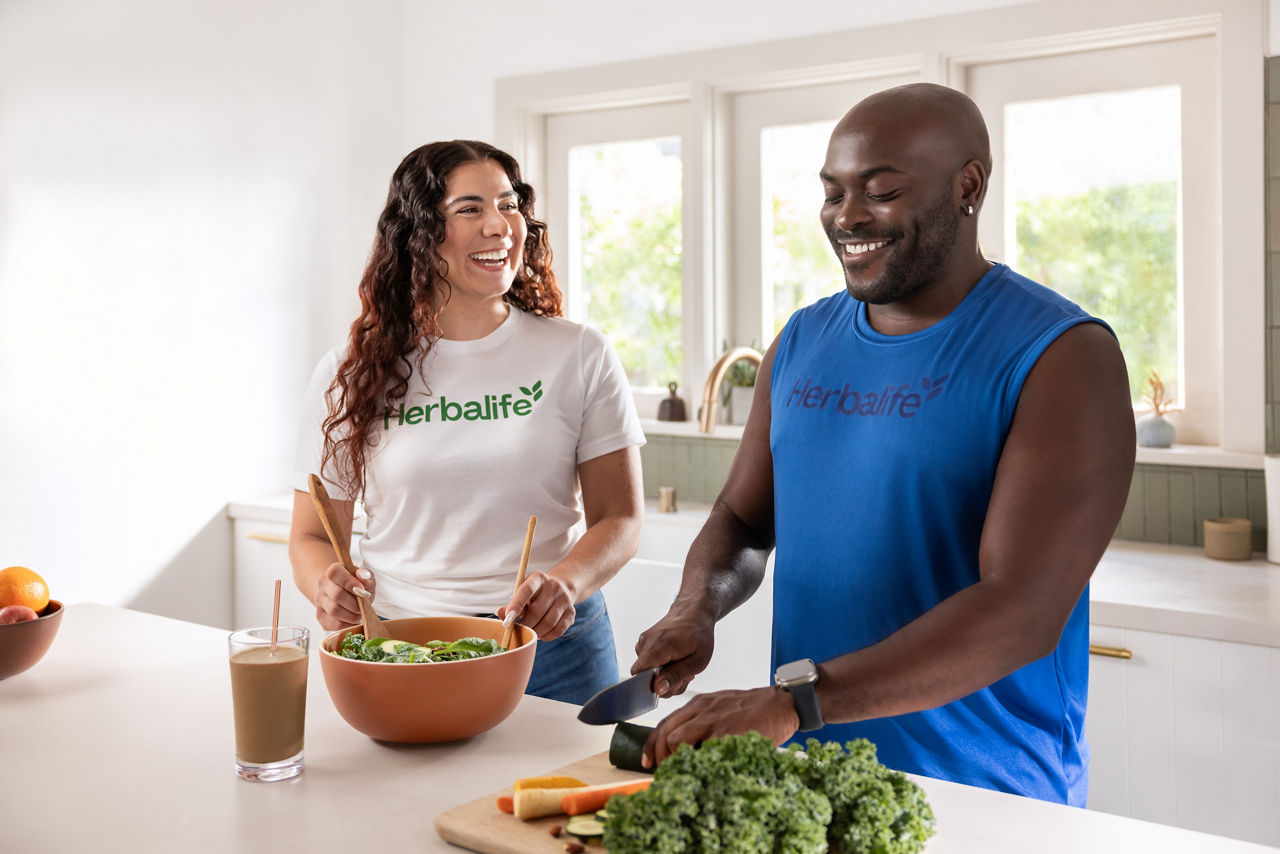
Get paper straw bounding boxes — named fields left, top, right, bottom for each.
left=271, top=579, right=281, bottom=653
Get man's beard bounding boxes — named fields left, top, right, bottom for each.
left=833, top=189, right=960, bottom=305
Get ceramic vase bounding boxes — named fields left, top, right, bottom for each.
left=730, top=385, right=754, bottom=426
left=1136, top=413, right=1175, bottom=448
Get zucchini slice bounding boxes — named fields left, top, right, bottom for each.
left=608, top=721, right=655, bottom=774
left=566, top=814, right=606, bottom=840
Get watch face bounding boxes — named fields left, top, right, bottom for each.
left=776, top=658, right=816, bottom=685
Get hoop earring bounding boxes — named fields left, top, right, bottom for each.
left=964, top=205, right=975, bottom=217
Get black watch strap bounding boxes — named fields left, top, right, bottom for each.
left=777, top=659, right=824, bottom=732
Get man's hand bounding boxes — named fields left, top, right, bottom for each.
left=630, top=602, right=717, bottom=697
left=641, top=686, right=799, bottom=768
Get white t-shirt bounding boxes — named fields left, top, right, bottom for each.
left=293, top=308, right=645, bottom=617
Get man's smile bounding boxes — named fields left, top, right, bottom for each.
left=842, top=239, right=893, bottom=260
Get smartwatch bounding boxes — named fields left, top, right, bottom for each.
left=775, top=658, right=824, bottom=732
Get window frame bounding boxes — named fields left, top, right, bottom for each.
left=965, top=34, right=1218, bottom=444
left=728, top=75, right=918, bottom=348
left=496, top=0, right=1264, bottom=455
left=544, top=101, right=690, bottom=410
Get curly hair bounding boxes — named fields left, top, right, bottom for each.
left=320, top=140, right=562, bottom=501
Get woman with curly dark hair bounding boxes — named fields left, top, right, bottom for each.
left=288, top=141, right=645, bottom=703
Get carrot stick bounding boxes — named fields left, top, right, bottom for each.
left=514, top=786, right=587, bottom=819
left=496, top=795, right=514, bottom=814
left=561, top=779, right=651, bottom=815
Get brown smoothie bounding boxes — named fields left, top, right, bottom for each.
left=229, top=645, right=308, bottom=764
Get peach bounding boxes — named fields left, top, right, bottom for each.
left=0, top=604, right=39, bottom=624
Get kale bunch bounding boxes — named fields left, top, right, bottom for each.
left=602, top=732, right=934, bottom=854
left=793, top=738, right=936, bottom=853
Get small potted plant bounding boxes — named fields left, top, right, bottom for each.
left=1136, top=369, right=1175, bottom=448
left=721, top=340, right=759, bottom=426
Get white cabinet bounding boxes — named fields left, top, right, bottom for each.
left=605, top=508, right=773, bottom=694
left=231, top=515, right=326, bottom=640
left=1086, top=625, right=1280, bottom=847
left=228, top=498, right=365, bottom=643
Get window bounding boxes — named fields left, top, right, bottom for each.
left=498, top=1, right=1262, bottom=452
left=967, top=34, right=1217, bottom=444
left=545, top=102, right=688, bottom=410
left=568, top=137, right=682, bottom=387
left=729, top=76, right=913, bottom=348
left=762, top=121, right=840, bottom=338
left=1005, top=86, right=1180, bottom=407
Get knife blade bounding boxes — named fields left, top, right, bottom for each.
left=577, top=667, right=659, bottom=725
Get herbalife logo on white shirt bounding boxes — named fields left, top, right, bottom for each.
left=383, top=380, right=543, bottom=428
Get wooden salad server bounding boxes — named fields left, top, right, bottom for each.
left=307, top=473, right=389, bottom=640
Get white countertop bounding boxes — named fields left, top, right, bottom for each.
left=634, top=508, right=1280, bottom=648
left=1091, top=541, right=1280, bottom=646
left=231, top=491, right=367, bottom=532
left=3, top=604, right=1275, bottom=853
left=0, top=604, right=613, bottom=853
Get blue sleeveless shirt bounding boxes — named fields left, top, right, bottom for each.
left=769, top=263, right=1106, bottom=806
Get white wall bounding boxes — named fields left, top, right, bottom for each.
left=0, top=0, right=404, bottom=623
left=0, top=0, right=1033, bottom=624
left=400, top=0, right=1029, bottom=145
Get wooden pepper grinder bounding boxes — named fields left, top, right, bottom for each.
left=657, top=382, right=687, bottom=422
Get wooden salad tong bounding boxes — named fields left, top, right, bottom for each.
left=307, top=473, right=389, bottom=639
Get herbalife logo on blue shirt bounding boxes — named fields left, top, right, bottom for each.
left=383, top=380, right=543, bottom=428
left=784, top=375, right=947, bottom=418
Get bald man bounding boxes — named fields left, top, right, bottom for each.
left=630, top=83, right=1135, bottom=806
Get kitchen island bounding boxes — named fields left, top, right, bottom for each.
left=2, top=604, right=1274, bottom=853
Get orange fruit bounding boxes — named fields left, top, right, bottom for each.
left=0, top=566, right=50, bottom=613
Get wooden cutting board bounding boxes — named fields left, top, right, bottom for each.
left=434, top=752, right=649, bottom=854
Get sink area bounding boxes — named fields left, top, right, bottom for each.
left=697, top=346, right=763, bottom=432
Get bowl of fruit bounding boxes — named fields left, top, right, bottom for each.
left=0, top=566, right=62, bottom=680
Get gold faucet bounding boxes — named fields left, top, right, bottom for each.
left=699, top=347, right=764, bottom=433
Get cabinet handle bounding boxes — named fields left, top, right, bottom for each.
left=1089, top=644, right=1132, bottom=660
left=246, top=533, right=290, bottom=545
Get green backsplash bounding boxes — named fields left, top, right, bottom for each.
left=1117, top=464, right=1267, bottom=550
left=641, top=435, right=1268, bottom=549
left=639, top=435, right=739, bottom=506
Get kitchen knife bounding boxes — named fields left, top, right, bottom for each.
left=577, top=667, right=659, bottom=725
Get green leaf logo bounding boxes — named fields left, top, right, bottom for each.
left=522, top=380, right=543, bottom=402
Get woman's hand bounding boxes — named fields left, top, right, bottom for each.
left=313, top=563, right=377, bottom=630
left=498, top=446, right=641, bottom=643
left=641, top=686, right=799, bottom=768
left=496, top=570, right=576, bottom=641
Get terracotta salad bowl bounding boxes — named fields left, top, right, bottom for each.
left=319, top=615, right=536, bottom=743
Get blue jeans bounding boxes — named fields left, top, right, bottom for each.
left=524, top=590, right=619, bottom=705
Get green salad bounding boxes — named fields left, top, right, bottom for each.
left=335, top=633, right=506, bottom=663
left=603, top=732, right=935, bottom=854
